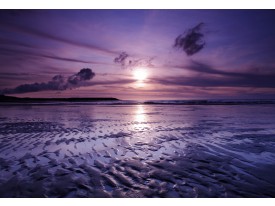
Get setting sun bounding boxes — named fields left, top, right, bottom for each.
left=133, top=68, right=148, bottom=81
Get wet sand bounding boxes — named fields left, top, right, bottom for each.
left=0, top=104, right=275, bottom=197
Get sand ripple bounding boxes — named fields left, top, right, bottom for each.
left=0, top=104, right=275, bottom=197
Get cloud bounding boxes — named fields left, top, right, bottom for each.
left=0, top=47, right=110, bottom=65
left=114, top=52, right=129, bottom=66
left=151, top=74, right=275, bottom=88
left=0, top=20, right=119, bottom=56
left=84, top=78, right=136, bottom=86
left=174, top=22, right=205, bottom=56
left=152, top=61, right=275, bottom=89
left=68, top=68, right=95, bottom=85
left=186, top=61, right=229, bottom=75
left=0, top=37, right=36, bottom=49
left=185, top=61, right=275, bottom=80
left=114, top=52, right=155, bottom=69
left=0, top=68, right=96, bottom=95
left=171, top=60, right=274, bottom=78
left=172, top=61, right=236, bottom=76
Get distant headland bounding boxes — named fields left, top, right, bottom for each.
left=0, top=95, right=119, bottom=103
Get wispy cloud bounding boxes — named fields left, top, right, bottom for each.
left=0, top=47, right=110, bottom=65
left=0, top=37, right=36, bottom=49
left=152, top=61, right=275, bottom=88
left=186, top=61, right=275, bottom=80
left=113, top=51, right=155, bottom=69
left=114, top=52, right=129, bottom=66
left=84, top=78, right=135, bottom=86
left=0, top=21, right=119, bottom=56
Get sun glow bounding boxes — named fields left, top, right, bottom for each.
left=133, top=68, right=148, bottom=81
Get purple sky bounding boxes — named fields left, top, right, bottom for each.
left=1, top=10, right=275, bottom=100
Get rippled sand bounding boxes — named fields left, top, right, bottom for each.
left=0, top=104, right=275, bottom=197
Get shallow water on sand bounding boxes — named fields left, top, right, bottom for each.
left=0, top=104, right=275, bottom=197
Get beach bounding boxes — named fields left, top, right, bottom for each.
left=0, top=103, right=275, bottom=197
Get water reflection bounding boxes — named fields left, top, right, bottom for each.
left=132, top=104, right=150, bottom=134
left=135, top=104, right=146, bottom=123
left=128, top=105, right=153, bottom=146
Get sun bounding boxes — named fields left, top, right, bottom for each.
left=133, top=68, right=148, bottom=81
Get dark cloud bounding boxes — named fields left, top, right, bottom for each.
left=174, top=23, right=205, bottom=56
left=114, top=52, right=129, bottom=66
left=114, top=52, right=155, bottom=69
left=0, top=68, right=95, bottom=95
left=68, top=68, right=95, bottom=85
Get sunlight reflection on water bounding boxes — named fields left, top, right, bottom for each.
left=131, top=105, right=151, bottom=142
left=134, top=104, right=146, bottom=123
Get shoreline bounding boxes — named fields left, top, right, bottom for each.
left=1, top=95, right=275, bottom=106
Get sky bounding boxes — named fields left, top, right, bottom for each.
left=0, top=10, right=275, bottom=100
